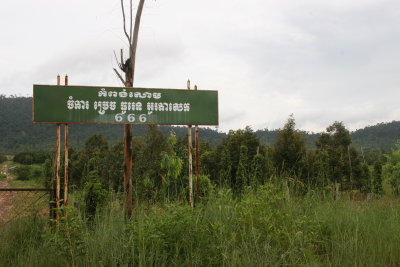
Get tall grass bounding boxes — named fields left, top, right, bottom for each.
left=1, top=186, right=400, bottom=266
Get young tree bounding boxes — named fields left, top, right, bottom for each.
left=359, top=162, right=372, bottom=193
left=70, top=134, right=109, bottom=187
left=235, top=145, right=248, bottom=197
left=113, top=0, right=146, bottom=217
left=160, top=132, right=183, bottom=201
left=383, top=143, right=400, bottom=195
left=103, top=141, right=125, bottom=191
left=316, top=121, right=351, bottom=189
left=251, top=153, right=266, bottom=188
left=372, top=161, right=383, bottom=195
left=273, top=115, right=307, bottom=179
left=216, top=126, right=261, bottom=189
left=218, top=147, right=232, bottom=187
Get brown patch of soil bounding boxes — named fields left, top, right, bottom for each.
left=0, top=165, right=16, bottom=222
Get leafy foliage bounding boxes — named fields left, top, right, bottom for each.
left=273, top=115, right=307, bottom=179
left=372, top=161, right=383, bottom=195
left=315, top=121, right=371, bottom=192
left=0, top=154, right=7, bottom=163
left=84, top=177, right=108, bottom=220
left=383, top=143, right=400, bottom=195
left=14, top=165, right=32, bottom=180
left=13, top=152, right=47, bottom=165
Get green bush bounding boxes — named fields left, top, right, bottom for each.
left=13, top=152, right=47, bottom=165
left=193, top=175, right=214, bottom=200
left=15, top=165, right=32, bottom=180
left=13, top=152, right=33, bottom=165
left=83, top=180, right=108, bottom=220
left=31, top=165, right=43, bottom=180
left=0, top=154, right=7, bottom=163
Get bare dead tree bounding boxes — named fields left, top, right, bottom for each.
left=114, top=0, right=146, bottom=218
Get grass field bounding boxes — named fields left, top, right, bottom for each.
left=1, top=185, right=400, bottom=266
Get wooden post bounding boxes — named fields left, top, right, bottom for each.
left=55, top=75, right=61, bottom=222
left=348, top=145, right=353, bottom=189
left=64, top=75, right=69, bottom=207
left=187, top=80, right=193, bottom=208
left=361, top=146, right=366, bottom=164
left=194, top=85, right=200, bottom=204
left=124, top=124, right=133, bottom=218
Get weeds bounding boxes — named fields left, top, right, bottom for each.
left=1, top=186, right=400, bottom=266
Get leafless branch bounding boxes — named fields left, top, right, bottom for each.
left=113, top=68, right=126, bottom=85
left=113, top=50, right=122, bottom=70
left=120, top=49, right=124, bottom=68
left=130, top=0, right=133, bottom=40
left=120, top=0, right=131, bottom=43
left=130, top=0, right=145, bottom=85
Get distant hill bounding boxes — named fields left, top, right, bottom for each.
left=351, top=121, right=400, bottom=151
left=255, top=122, right=398, bottom=153
left=0, top=96, right=399, bottom=154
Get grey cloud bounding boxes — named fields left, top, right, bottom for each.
left=2, top=0, right=400, bottom=133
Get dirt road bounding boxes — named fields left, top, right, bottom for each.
left=0, top=165, right=16, bottom=222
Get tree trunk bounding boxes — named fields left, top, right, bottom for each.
left=122, top=0, right=145, bottom=218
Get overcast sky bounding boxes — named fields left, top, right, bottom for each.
left=1, top=0, right=399, bottom=133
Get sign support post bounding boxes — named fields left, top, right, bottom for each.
left=195, top=84, right=200, bottom=204
left=64, top=75, right=69, bottom=209
left=124, top=123, right=133, bottom=218
left=55, top=75, right=61, bottom=223
left=187, top=80, right=193, bottom=208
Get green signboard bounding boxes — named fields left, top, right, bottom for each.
left=33, top=85, right=218, bottom=125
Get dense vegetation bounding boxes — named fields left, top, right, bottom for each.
left=2, top=189, right=400, bottom=266
left=2, top=96, right=400, bottom=265
left=16, top=116, right=384, bottom=205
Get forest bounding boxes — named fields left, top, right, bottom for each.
left=2, top=95, right=400, bottom=154
left=2, top=96, right=400, bottom=266
left=10, top=115, right=390, bottom=199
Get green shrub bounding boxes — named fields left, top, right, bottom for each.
left=15, top=165, right=32, bottom=180
left=13, top=152, right=47, bottom=165
left=13, top=152, right=33, bottom=165
left=32, top=152, right=47, bottom=164
left=193, top=175, right=214, bottom=200
left=0, top=154, right=7, bottom=163
left=83, top=180, right=108, bottom=220
left=31, top=165, right=43, bottom=180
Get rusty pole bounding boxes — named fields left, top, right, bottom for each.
left=64, top=75, right=69, bottom=208
left=187, top=80, right=193, bottom=208
left=55, top=74, right=61, bottom=222
left=194, top=85, right=200, bottom=204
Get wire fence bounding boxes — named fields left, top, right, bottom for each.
left=0, top=188, right=52, bottom=227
